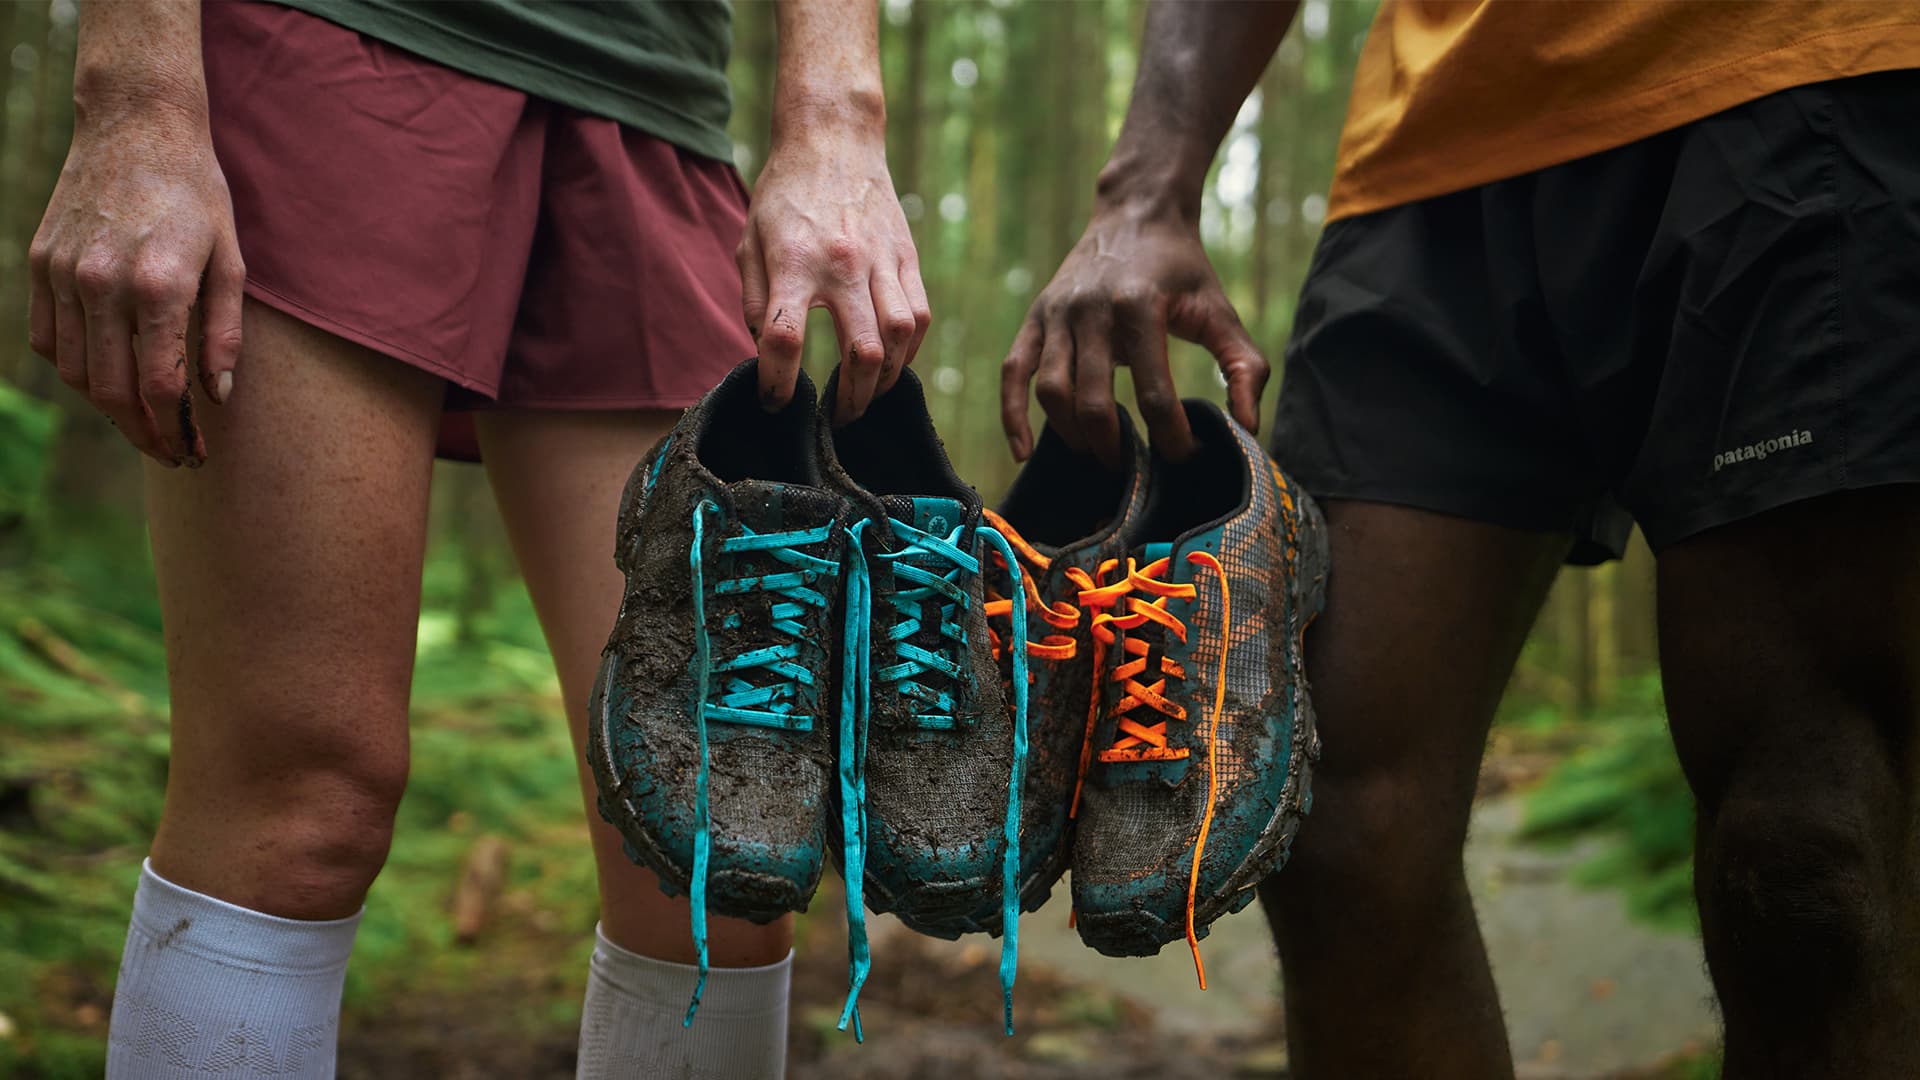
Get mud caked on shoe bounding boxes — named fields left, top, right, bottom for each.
left=589, top=359, right=852, bottom=1023
left=950, top=411, right=1151, bottom=933
left=1069, top=400, right=1327, bottom=987
left=817, top=367, right=1032, bottom=1034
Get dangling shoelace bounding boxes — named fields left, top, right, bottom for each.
left=1069, top=549, right=1231, bottom=989
left=685, top=502, right=838, bottom=1025
left=980, top=509, right=1080, bottom=667
left=836, top=514, right=1031, bottom=1038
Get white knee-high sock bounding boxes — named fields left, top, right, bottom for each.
left=576, top=924, right=791, bottom=1080
left=105, top=859, right=360, bottom=1079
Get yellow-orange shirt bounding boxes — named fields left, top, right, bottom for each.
left=1327, top=0, right=1920, bottom=222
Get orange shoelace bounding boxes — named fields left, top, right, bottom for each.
left=980, top=509, right=1080, bottom=666
left=1069, top=550, right=1231, bottom=989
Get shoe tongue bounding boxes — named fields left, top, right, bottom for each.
left=725, top=479, right=840, bottom=532
left=1141, top=541, right=1175, bottom=563
left=882, top=495, right=972, bottom=540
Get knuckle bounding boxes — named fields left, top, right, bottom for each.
left=27, top=328, right=52, bottom=358
left=1075, top=391, right=1114, bottom=418
left=759, top=321, right=803, bottom=355
left=91, top=384, right=134, bottom=411
left=138, top=367, right=185, bottom=403
left=47, top=252, right=79, bottom=293
left=72, top=255, right=119, bottom=301
left=911, top=303, right=932, bottom=332
left=55, top=362, right=87, bottom=390
left=207, top=324, right=245, bottom=357
left=882, top=311, right=916, bottom=344
left=130, top=259, right=189, bottom=309
left=825, top=236, right=863, bottom=277
left=216, top=257, right=246, bottom=293
left=765, top=235, right=809, bottom=268
left=849, top=335, right=886, bottom=366
left=27, top=237, right=53, bottom=273
left=1034, top=372, right=1072, bottom=408
left=1136, top=385, right=1178, bottom=417
left=1112, top=284, right=1155, bottom=317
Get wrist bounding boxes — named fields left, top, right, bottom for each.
left=73, top=63, right=208, bottom=134
left=770, top=85, right=887, bottom=150
left=1095, top=137, right=1212, bottom=224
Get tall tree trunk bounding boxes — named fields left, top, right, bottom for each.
left=731, top=0, right=778, bottom=184
left=890, top=0, right=930, bottom=202
left=1614, top=529, right=1659, bottom=676
left=1566, top=569, right=1595, bottom=717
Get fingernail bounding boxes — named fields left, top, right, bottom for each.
left=214, top=371, right=233, bottom=404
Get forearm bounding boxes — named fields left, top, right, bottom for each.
left=1101, top=0, right=1298, bottom=220
left=74, top=0, right=207, bottom=132
left=770, top=0, right=886, bottom=150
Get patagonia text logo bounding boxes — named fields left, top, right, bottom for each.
left=1713, top=430, right=1813, bottom=473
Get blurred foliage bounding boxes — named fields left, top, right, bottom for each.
left=1519, top=677, right=1698, bottom=933
left=0, top=383, right=59, bottom=534
left=0, top=0, right=1700, bottom=1073
left=0, top=507, right=602, bottom=1075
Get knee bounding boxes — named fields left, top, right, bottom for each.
left=271, top=758, right=408, bottom=915
left=1264, top=765, right=1473, bottom=921
left=172, top=700, right=411, bottom=919
left=1699, top=794, right=1890, bottom=986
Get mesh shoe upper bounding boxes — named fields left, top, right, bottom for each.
left=817, top=370, right=1014, bottom=920
left=816, top=367, right=1034, bottom=1033
left=1070, top=401, right=1328, bottom=980
left=589, top=360, right=851, bottom=1016
left=939, top=413, right=1153, bottom=934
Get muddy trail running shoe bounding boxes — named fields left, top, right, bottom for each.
left=589, top=359, right=854, bottom=1023
left=1069, top=400, right=1327, bottom=986
left=932, top=410, right=1152, bottom=935
left=816, top=366, right=1032, bottom=1035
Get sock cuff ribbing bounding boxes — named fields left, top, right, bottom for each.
left=133, top=859, right=361, bottom=975
left=591, top=923, right=792, bottom=1019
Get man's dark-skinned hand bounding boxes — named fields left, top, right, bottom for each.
left=1001, top=0, right=1299, bottom=465
left=1001, top=191, right=1266, bottom=466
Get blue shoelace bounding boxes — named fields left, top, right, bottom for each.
left=685, top=502, right=838, bottom=1025
left=836, top=516, right=1031, bottom=1038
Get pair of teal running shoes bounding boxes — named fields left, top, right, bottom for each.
left=588, top=359, right=1325, bottom=1038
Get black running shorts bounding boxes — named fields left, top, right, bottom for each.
left=1273, top=70, right=1920, bottom=564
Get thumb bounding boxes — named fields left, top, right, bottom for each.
left=1182, top=292, right=1269, bottom=435
left=197, top=238, right=246, bottom=404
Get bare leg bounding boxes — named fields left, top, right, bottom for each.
left=1659, top=487, right=1920, bottom=1079
left=1258, top=502, right=1568, bottom=1080
left=147, top=299, right=441, bottom=919
left=474, top=410, right=791, bottom=966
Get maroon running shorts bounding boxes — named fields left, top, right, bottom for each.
left=201, top=1, right=754, bottom=459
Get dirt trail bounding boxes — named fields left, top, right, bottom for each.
left=338, top=793, right=1714, bottom=1079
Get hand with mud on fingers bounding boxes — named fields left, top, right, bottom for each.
left=29, top=93, right=245, bottom=468
left=737, top=132, right=927, bottom=427
left=1002, top=202, right=1268, bottom=466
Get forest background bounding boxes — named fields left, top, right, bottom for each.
left=0, top=1, right=1700, bottom=1075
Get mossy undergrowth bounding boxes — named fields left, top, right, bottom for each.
left=1, top=509, right=604, bottom=1077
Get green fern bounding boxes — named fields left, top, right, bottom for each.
left=1521, top=677, right=1699, bottom=931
